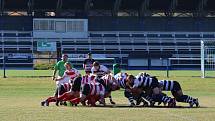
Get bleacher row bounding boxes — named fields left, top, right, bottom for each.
left=0, top=31, right=215, bottom=68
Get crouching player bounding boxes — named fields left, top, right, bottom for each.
left=159, top=80, right=199, bottom=107
left=127, top=75, right=176, bottom=107
left=71, top=74, right=120, bottom=106
left=54, top=74, right=97, bottom=106
left=114, top=72, right=138, bottom=106
left=79, top=79, right=119, bottom=106
left=101, top=74, right=120, bottom=104
left=41, top=82, right=72, bottom=106
left=80, top=82, right=106, bottom=106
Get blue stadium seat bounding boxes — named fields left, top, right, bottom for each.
left=161, top=43, right=175, bottom=46
left=203, top=34, right=215, bottom=38
left=18, top=33, right=32, bottom=37
left=132, top=34, right=145, bottom=37
left=3, top=33, right=17, bottom=37
left=147, top=34, right=159, bottom=38
left=175, top=34, right=187, bottom=38
left=188, top=34, right=201, bottom=38
left=119, top=34, right=130, bottom=37
left=103, top=34, right=117, bottom=37
left=176, top=42, right=188, bottom=46
left=89, top=34, right=102, bottom=37
left=160, top=34, right=173, bottom=38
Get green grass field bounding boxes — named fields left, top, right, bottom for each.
left=0, top=70, right=215, bottom=121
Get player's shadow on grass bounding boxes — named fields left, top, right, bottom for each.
left=93, top=104, right=208, bottom=109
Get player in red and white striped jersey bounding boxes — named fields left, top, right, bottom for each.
left=41, top=62, right=80, bottom=106
left=100, top=74, right=120, bottom=104
left=71, top=74, right=119, bottom=106
left=81, top=74, right=97, bottom=85
left=80, top=82, right=106, bottom=106
left=55, top=62, right=81, bottom=86
left=55, top=74, right=97, bottom=106
left=41, top=82, right=73, bottom=106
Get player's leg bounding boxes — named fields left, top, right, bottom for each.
left=55, top=91, right=76, bottom=106
left=137, top=91, right=154, bottom=106
left=108, top=95, right=116, bottom=105
left=99, top=95, right=105, bottom=106
left=41, top=87, right=59, bottom=106
left=173, top=90, right=199, bottom=107
left=41, top=96, right=57, bottom=106
left=80, top=84, right=91, bottom=106
left=152, top=87, right=176, bottom=107
left=172, top=81, right=199, bottom=107
left=124, top=89, right=135, bottom=107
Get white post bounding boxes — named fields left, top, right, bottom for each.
left=201, top=40, right=205, bottom=78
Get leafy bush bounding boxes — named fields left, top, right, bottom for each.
left=34, top=63, right=55, bottom=70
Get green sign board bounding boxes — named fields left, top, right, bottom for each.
left=37, top=41, right=57, bottom=52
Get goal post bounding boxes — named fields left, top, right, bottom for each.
left=201, top=40, right=215, bottom=78
left=201, top=40, right=205, bottom=78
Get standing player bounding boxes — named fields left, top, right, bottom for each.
left=83, top=53, right=95, bottom=75
left=52, top=54, right=70, bottom=80
left=55, top=62, right=80, bottom=86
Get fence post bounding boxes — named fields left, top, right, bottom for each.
left=166, top=58, right=169, bottom=78
left=3, top=56, right=6, bottom=78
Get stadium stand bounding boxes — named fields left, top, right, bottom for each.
left=0, top=0, right=215, bottom=69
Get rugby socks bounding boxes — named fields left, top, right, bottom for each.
left=177, top=95, right=196, bottom=104
left=153, top=94, right=173, bottom=103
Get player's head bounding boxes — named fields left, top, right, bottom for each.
left=64, top=62, right=72, bottom=70
left=126, top=75, right=135, bottom=84
left=87, top=53, right=92, bottom=59
left=72, top=77, right=82, bottom=92
left=62, top=54, right=68, bottom=61
left=93, top=61, right=100, bottom=70
left=139, top=72, right=150, bottom=77
left=113, top=63, right=121, bottom=75
left=111, top=81, right=120, bottom=91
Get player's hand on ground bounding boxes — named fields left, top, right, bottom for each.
left=52, top=76, right=56, bottom=80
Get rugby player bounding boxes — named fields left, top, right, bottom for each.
left=83, top=53, right=95, bottom=75
left=159, top=80, right=199, bottom=107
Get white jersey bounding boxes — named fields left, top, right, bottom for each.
left=101, top=74, right=114, bottom=86
left=91, top=65, right=109, bottom=77
left=56, top=68, right=80, bottom=86
left=114, top=72, right=128, bottom=89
